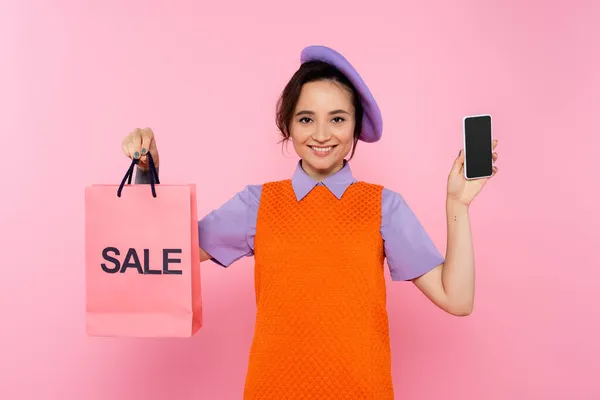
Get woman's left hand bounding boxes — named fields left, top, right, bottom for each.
left=447, top=139, right=499, bottom=206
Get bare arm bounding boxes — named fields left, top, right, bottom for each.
left=412, top=199, right=474, bottom=316
left=411, top=145, right=498, bottom=316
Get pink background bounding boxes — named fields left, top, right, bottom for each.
left=1, top=0, right=598, bottom=399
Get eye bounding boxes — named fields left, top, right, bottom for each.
left=332, top=117, right=345, bottom=123
left=299, top=117, right=313, bottom=124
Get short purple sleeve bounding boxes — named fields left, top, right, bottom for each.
left=381, top=188, right=445, bottom=281
left=198, top=184, right=262, bottom=267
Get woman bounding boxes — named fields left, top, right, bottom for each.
left=121, top=45, right=498, bottom=399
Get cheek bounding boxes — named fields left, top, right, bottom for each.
left=290, top=124, right=310, bottom=143
left=338, top=125, right=355, bottom=147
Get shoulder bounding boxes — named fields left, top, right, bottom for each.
left=234, top=179, right=296, bottom=207
left=262, top=179, right=292, bottom=188
left=238, top=183, right=263, bottom=203
left=232, top=179, right=297, bottom=206
left=260, top=179, right=293, bottom=194
left=352, top=183, right=410, bottom=220
left=211, top=184, right=263, bottom=214
left=381, top=187, right=407, bottom=207
left=352, top=181, right=385, bottom=193
left=352, top=181, right=398, bottom=200
left=380, top=187, right=413, bottom=218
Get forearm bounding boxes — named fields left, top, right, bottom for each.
left=441, top=198, right=475, bottom=314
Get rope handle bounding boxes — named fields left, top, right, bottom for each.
left=117, top=152, right=160, bottom=198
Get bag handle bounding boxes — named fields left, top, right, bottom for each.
left=117, top=152, right=160, bottom=198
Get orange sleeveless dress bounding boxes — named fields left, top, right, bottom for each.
left=243, top=179, right=395, bottom=399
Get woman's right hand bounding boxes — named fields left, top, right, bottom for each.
left=121, top=128, right=160, bottom=171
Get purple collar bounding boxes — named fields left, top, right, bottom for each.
left=291, top=160, right=357, bottom=201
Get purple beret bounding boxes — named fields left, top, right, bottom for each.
left=300, top=45, right=383, bottom=143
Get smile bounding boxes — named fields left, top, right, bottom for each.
left=309, top=145, right=337, bottom=154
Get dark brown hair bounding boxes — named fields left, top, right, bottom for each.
left=275, top=61, right=364, bottom=160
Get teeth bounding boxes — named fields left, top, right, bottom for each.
left=312, top=147, right=332, bottom=153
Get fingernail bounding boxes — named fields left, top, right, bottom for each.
left=141, top=148, right=147, bottom=155
left=134, top=151, right=140, bottom=159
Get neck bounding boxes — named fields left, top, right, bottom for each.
left=300, top=160, right=345, bottom=182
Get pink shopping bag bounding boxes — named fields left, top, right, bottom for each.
left=85, top=154, right=202, bottom=337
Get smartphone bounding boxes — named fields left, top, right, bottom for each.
left=462, top=114, right=493, bottom=180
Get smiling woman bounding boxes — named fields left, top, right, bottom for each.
left=125, top=45, right=498, bottom=400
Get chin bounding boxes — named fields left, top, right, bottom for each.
left=297, top=144, right=350, bottom=174
left=303, top=155, right=344, bottom=172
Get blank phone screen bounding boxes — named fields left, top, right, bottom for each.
left=464, top=115, right=493, bottom=179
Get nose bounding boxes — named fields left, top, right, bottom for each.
left=311, top=122, right=331, bottom=143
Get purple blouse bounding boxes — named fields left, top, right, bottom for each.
left=197, top=161, right=445, bottom=281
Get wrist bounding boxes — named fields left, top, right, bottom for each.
left=446, top=197, right=469, bottom=214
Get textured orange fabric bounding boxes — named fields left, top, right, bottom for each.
left=243, top=179, right=394, bottom=399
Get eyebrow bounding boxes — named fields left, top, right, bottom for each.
left=295, top=109, right=350, bottom=116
